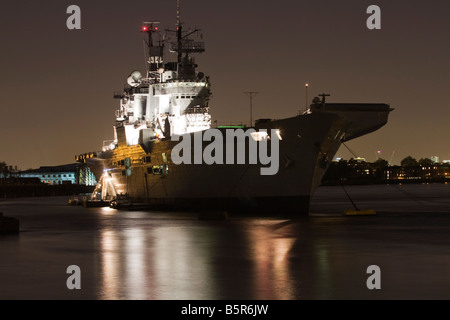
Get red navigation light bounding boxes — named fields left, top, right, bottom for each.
left=154, top=27, right=158, bottom=31
left=142, top=26, right=148, bottom=32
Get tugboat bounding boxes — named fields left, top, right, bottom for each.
left=76, top=0, right=392, bottom=214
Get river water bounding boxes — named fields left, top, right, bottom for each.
left=1, top=183, right=450, bottom=300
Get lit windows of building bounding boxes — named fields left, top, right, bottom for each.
left=19, top=163, right=97, bottom=186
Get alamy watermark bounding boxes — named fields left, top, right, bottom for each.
left=66, top=265, right=81, bottom=290
left=171, top=129, right=281, bottom=176
left=66, top=5, right=81, bottom=30
left=66, top=5, right=381, bottom=31
left=366, top=265, right=381, bottom=290
left=367, top=5, right=381, bottom=30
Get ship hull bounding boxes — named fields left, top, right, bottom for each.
left=86, top=104, right=391, bottom=215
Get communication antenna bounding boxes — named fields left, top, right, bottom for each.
left=177, top=0, right=181, bottom=27
left=243, top=92, right=259, bottom=127
left=389, top=151, right=395, bottom=165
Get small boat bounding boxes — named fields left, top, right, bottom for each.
left=68, top=195, right=80, bottom=206
left=109, top=194, right=132, bottom=209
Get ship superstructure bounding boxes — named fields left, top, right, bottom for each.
left=110, top=4, right=211, bottom=151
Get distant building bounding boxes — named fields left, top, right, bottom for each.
left=431, top=156, right=439, bottom=164
left=384, top=164, right=450, bottom=182
left=0, top=165, right=19, bottom=178
left=19, top=163, right=96, bottom=186
left=322, top=158, right=450, bottom=185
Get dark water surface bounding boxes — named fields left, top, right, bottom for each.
left=1, top=183, right=450, bottom=300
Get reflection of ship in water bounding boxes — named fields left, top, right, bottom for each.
left=97, top=211, right=300, bottom=299
left=97, top=211, right=367, bottom=299
left=77, top=1, right=392, bottom=214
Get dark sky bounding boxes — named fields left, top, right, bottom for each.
left=1, top=0, right=449, bottom=169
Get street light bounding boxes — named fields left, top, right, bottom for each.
left=305, top=83, right=309, bottom=111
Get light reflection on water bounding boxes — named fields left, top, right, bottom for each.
left=98, top=217, right=303, bottom=300
left=0, top=197, right=368, bottom=300
left=246, top=224, right=296, bottom=299
left=151, top=227, right=215, bottom=299
left=3, top=185, right=450, bottom=300
left=124, top=228, right=147, bottom=299
left=101, top=230, right=120, bottom=299
left=100, top=225, right=219, bottom=300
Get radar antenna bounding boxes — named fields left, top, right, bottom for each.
left=319, top=93, right=331, bottom=104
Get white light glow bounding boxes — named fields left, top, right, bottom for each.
left=250, top=131, right=269, bottom=142
left=101, top=207, right=116, bottom=215
left=275, top=129, right=282, bottom=140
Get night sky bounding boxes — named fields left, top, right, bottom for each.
left=1, top=0, right=449, bottom=170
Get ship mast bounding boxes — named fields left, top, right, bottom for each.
left=168, top=0, right=205, bottom=80
left=177, top=0, right=182, bottom=67
left=142, top=21, right=163, bottom=80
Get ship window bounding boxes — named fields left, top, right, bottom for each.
left=143, top=156, right=151, bottom=163
left=152, top=165, right=162, bottom=175
left=147, top=167, right=152, bottom=174
left=181, top=96, right=186, bottom=99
